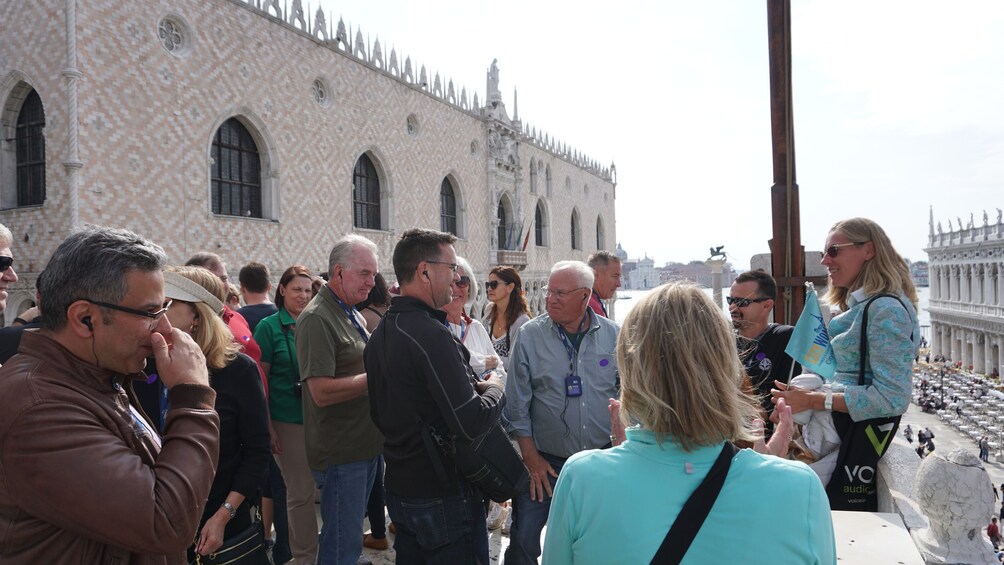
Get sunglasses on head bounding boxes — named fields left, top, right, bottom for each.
left=0, top=256, right=12, bottom=273
left=726, top=296, right=769, bottom=308
left=454, top=276, right=471, bottom=288
left=820, top=241, right=863, bottom=259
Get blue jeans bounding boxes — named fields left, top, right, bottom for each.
left=311, top=457, right=378, bottom=565
left=503, top=452, right=566, bottom=565
left=385, top=484, right=489, bottom=565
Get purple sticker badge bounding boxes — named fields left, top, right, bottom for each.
left=599, top=358, right=610, bottom=367
left=146, top=372, right=158, bottom=385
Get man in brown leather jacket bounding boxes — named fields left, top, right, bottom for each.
left=0, top=226, right=221, bottom=564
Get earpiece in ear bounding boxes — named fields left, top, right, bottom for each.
left=82, top=316, right=93, bottom=331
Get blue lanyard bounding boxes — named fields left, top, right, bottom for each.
left=592, top=290, right=608, bottom=317
left=557, top=311, right=590, bottom=376
left=328, top=286, right=369, bottom=343
left=446, top=319, right=469, bottom=343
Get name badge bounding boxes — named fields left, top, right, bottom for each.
left=565, top=375, right=583, bottom=397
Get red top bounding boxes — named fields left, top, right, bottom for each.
left=588, top=291, right=608, bottom=318
left=223, top=305, right=268, bottom=397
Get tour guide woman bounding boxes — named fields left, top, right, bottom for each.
left=772, top=217, right=920, bottom=506
left=162, top=267, right=270, bottom=559
left=542, top=283, right=835, bottom=563
left=253, top=266, right=319, bottom=563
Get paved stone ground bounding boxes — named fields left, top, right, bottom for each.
left=900, top=400, right=1004, bottom=491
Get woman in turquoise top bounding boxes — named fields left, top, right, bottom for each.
left=542, top=283, right=836, bottom=564
left=254, top=265, right=318, bottom=564
left=773, top=218, right=920, bottom=423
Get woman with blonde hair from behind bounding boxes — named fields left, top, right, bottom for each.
left=543, top=283, right=835, bottom=564
left=162, top=266, right=271, bottom=561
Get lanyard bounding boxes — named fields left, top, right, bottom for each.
left=447, top=319, right=469, bottom=343
left=591, top=289, right=608, bottom=317
left=328, top=286, right=369, bottom=343
left=557, top=311, right=590, bottom=376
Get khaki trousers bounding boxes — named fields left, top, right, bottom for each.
left=273, top=421, right=319, bottom=564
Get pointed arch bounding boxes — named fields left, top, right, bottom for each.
left=1, top=75, right=46, bottom=208
left=534, top=199, right=549, bottom=247
left=207, top=108, right=280, bottom=219
left=497, top=193, right=514, bottom=250
left=570, top=207, right=581, bottom=250
left=596, top=215, right=606, bottom=250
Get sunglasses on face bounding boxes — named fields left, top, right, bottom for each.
left=453, top=276, right=471, bottom=289
left=726, top=296, right=769, bottom=308
left=485, top=280, right=507, bottom=290
left=0, top=256, right=13, bottom=273
left=820, top=242, right=861, bottom=259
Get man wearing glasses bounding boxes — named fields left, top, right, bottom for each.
left=365, top=229, right=506, bottom=564
left=503, top=261, right=620, bottom=565
left=296, top=234, right=383, bottom=565
left=729, top=270, right=800, bottom=419
left=0, top=226, right=220, bottom=563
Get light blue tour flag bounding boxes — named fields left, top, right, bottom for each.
left=784, top=283, right=836, bottom=380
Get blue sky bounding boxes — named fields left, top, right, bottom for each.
left=316, top=0, right=1004, bottom=269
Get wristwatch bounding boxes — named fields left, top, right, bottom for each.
left=222, top=501, right=237, bottom=519
left=824, top=389, right=834, bottom=411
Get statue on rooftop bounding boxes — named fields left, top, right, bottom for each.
left=487, top=59, right=502, bottom=103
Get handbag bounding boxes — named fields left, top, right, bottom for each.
left=373, top=317, right=530, bottom=503
left=191, top=506, right=270, bottom=565
left=825, top=294, right=911, bottom=511
left=420, top=335, right=529, bottom=503
left=650, top=442, right=738, bottom=564
left=426, top=418, right=530, bottom=503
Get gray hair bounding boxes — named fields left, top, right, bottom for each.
left=551, top=260, right=595, bottom=289
left=39, top=225, right=168, bottom=330
left=455, top=256, right=478, bottom=306
left=328, top=234, right=378, bottom=275
left=587, top=250, right=620, bottom=269
left=0, top=223, right=12, bottom=247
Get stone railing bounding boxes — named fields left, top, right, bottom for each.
left=878, top=442, right=999, bottom=563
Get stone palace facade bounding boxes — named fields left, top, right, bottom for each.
left=926, top=208, right=1004, bottom=375
left=0, top=0, right=616, bottom=321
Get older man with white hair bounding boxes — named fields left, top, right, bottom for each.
left=503, top=260, right=620, bottom=565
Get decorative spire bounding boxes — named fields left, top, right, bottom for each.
left=313, top=6, right=327, bottom=39
left=513, top=87, right=519, bottom=120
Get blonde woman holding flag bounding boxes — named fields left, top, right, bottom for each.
left=772, top=217, right=920, bottom=511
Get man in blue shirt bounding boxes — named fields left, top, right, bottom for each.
left=503, top=260, right=620, bottom=565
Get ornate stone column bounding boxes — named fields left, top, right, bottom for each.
left=985, top=263, right=995, bottom=305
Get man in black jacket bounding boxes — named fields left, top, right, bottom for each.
left=364, top=229, right=505, bottom=564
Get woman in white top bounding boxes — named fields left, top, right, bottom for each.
left=443, top=257, right=505, bottom=382
left=483, top=265, right=531, bottom=368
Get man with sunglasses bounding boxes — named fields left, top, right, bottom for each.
left=729, top=270, right=800, bottom=421
left=0, top=226, right=220, bottom=563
